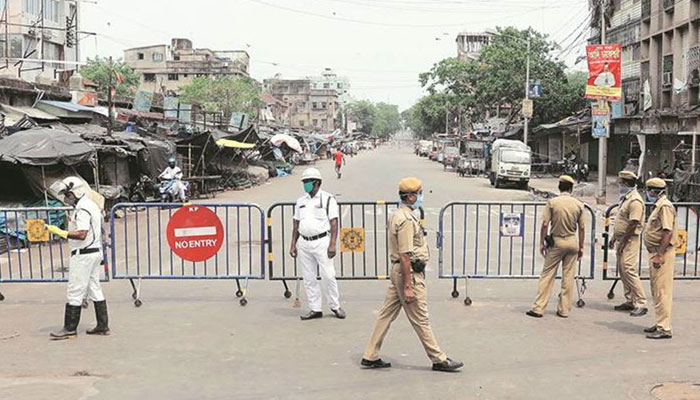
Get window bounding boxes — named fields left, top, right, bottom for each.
left=323, top=83, right=330, bottom=89
left=312, top=102, right=318, bottom=109
left=168, top=74, right=179, bottom=81
left=313, top=119, right=318, bottom=126
left=183, top=74, right=189, bottom=78
left=144, top=73, right=156, bottom=82
left=322, top=119, right=327, bottom=127
left=300, top=120, right=306, bottom=127
left=321, top=102, right=327, bottom=109
left=0, top=35, right=23, bottom=58
left=337, top=82, right=343, bottom=89
left=152, top=53, right=163, bottom=62
left=298, top=101, right=306, bottom=109
left=137, top=52, right=144, bottom=60
left=173, top=54, right=180, bottom=61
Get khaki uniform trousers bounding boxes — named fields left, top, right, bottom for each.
left=648, top=248, right=675, bottom=333
left=616, top=236, right=647, bottom=308
left=532, top=236, right=578, bottom=316
left=362, top=264, right=447, bottom=364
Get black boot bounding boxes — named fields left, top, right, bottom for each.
left=50, top=304, right=81, bottom=340
left=86, top=300, right=110, bottom=335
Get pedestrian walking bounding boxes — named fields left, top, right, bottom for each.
left=361, top=177, right=463, bottom=372
left=609, top=170, right=647, bottom=316
left=289, top=168, right=346, bottom=321
left=333, top=148, right=346, bottom=179
left=526, top=175, right=585, bottom=319
left=46, top=177, right=110, bottom=340
left=642, top=178, right=677, bottom=339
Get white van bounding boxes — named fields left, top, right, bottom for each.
left=489, top=139, right=531, bottom=190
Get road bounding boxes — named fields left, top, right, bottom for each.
left=1, top=144, right=699, bottom=400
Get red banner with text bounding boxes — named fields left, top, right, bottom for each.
left=585, top=44, right=622, bottom=101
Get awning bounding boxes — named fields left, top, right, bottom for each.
left=215, top=139, right=256, bottom=149
left=0, top=104, right=59, bottom=121
left=0, top=127, right=95, bottom=166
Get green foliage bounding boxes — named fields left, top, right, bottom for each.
left=80, top=57, right=140, bottom=98
left=179, top=76, right=264, bottom=119
left=401, top=92, right=453, bottom=138
left=346, top=100, right=401, bottom=137
left=415, top=26, right=587, bottom=131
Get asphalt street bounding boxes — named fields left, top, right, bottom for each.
left=1, top=144, right=699, bottom=400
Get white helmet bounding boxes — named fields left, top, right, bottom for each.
left=301, top=168, right=323, bottom=182
left=58, top=176, right=87, bottom=199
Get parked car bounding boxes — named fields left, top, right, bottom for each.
left=442, top=147, right=460, bottom=170
left=428, top=148, right=438, bottom=161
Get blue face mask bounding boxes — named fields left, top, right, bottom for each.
left=411, top=193, right=424, bottom=210
left=646, top=192, right=658, bottom=203
left=303, top=181, right=315, bottom=194
left=619, top=186, right=632, bottom=198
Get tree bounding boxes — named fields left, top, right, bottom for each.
left=346, top=100, right=376, bottom=134
left=179, top=76, right=264, bottom=120
left=79, top=57, right=140, bottom=98
left=373, top=102, right=401, bottom=137
left=403, top=92, right=454, bottom=138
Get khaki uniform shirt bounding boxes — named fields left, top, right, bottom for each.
left=543, top=193, right=585, bottom=237
left=643, top=195, right=676, bottom=250
left=613, top=189, right=645, bottom=239
left=389, top=206, right=428, bottom=264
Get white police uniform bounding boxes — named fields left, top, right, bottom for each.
left=66, top=195, right=104, bottom=307
left=293, top=189, right=341, bottom=312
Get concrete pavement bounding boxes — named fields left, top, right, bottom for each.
left=1, top=144, right=699, bottom=400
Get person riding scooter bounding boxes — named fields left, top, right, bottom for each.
left=158, top=157, right=187, bottom=202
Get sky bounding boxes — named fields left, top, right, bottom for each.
left=80, top=0, right=591, bottom=111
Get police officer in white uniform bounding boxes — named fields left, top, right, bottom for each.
left=290, top=168, right=346, bottom=320
left=159, top=157, right=186, bottom=202
left=46, top=177, right=110, bottom=340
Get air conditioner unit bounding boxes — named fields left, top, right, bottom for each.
left=662, top=72, right=673, bottom=87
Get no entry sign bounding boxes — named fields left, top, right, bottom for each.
left=166, top=205, right=224, bottom=262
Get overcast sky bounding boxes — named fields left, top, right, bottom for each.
left=80, top=0, right=591, bottom=110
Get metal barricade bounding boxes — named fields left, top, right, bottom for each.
left=601, top=202, right=699, bottom=299
left=437, top=201, right=597, bottom=306
left=0, top=206, right=109, bottom=301
left=266, top=201, right=403, bottom=301
left=110, top=203, right=265, bottom=307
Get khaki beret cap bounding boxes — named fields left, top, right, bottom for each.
left=559, top=175, right=575, bottom=185
left=618, top=170, right=637, bottom=180
left=646, top=177, right=667, bottom=190
left=398, top=177, right=422, bottom=193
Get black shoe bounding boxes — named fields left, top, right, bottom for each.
left=646, top=330, right=672, bottom=339
left=361, top=358, right=391, bottom=369
left=614, top=302, right=634, bottom=311
left=629, top=307, right=648, bottom=317
left=50, top=304, right=82, bottom=340
left=556, top=311, right=568, bottom=318
left=643, top=326, right=657, bottom=333
left=525, top=310, right=543, bottom=318
left=432, top=357, right=464, bottom=372
left=86, top=300, right=110, bottom=335
left=300, top=311, right=323, bottom=321
left=331, top=308, right=346, bottom=319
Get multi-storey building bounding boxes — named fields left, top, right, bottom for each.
left=310, top=68, right=350, bottom=106
left=263, top=76, right=338, bottom=131
left=124, top=38, right=250, bottom=94
left=0, top=0, right=79, bottom=83
left=593, top=0, right=700, bottom=174
left=456, top=32, right=493, bottom=61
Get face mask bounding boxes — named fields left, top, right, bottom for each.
left=411, top=193, right=424, bottom=210
left=303, top=181, right=315, bottom=193
left=619, top=186, right=632, bottom=198
left=646, top=192, right=658, bottom=203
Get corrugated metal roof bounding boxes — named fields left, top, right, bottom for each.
left=38, top=100, right=97, bottom=113
left=1, top=104, right=59, bottom=120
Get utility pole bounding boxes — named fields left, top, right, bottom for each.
left=107, top=56, right=113, bottom=135
left=597, top=0, right=608, bottom=204
left=523, top=36, right=531, bottom=145
left=445, top=100, right=449, bottom=135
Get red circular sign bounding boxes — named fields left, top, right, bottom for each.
left=166, top=205, right=224, bottom=262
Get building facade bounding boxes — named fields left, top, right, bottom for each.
left=0, top=0, right=79, bottom=83
left=124, top=38, right=250, bottom=94
left=263, top=76, right=338, bottom=131
left=310, top=68, right=350, bottom=105
left=594, top=0, right=700, bottom=174
left=456, top=32, right=493, bottom=61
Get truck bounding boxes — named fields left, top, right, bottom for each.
left=489, top=139, right=532, bottom=190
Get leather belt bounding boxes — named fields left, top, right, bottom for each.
left=71, top=247, right=101, bottom=256
left=301, top=231, right=329, bottom=241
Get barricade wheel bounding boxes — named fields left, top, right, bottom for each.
left=132, top=292, right=137, bottom=300
left=464, top=297, right=472, bottom=306
left=134, top=299, right=143, bottom=307
left=82, top=300, right=89, bottom=309
left=0, top=293, right=4, bottom=301
left=284, top=291, right=292, bottom=299
left=451, top=290, right=459, bottom=298
left=576, top=299, right=585, bottom=308
left=235, top=290, right=243, bottom=298
left=607, top=292, right=615, bottom=300
left=239, top=298, right=248, bottom=306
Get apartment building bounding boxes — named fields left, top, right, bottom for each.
left=263, top=76, right=338, bottom=131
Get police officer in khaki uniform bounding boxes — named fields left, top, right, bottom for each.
left=609, top=170, right=648, bottom=316
left=526, top=175, right=585, bottom=318
left=642, top=178, right=676, bottom=339
left=361, top=177, right=463, bottom=372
